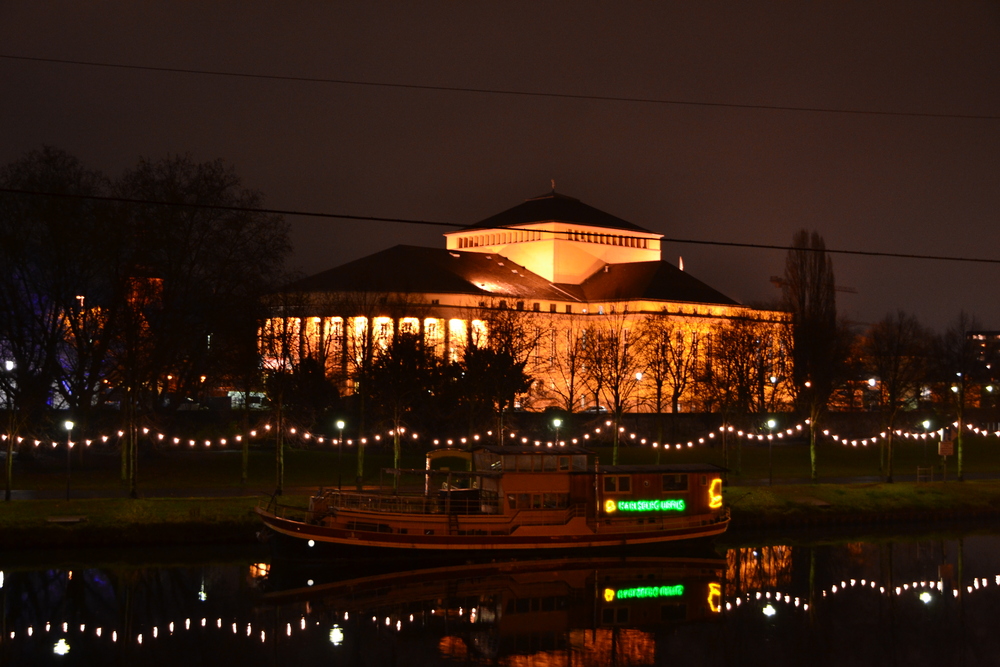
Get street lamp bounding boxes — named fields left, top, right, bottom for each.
left=64, top=420, right=74, bottom=501
left=634, top=372, right=643, bottom=431
left=766, top=419, right=777, bottom=486
left=336, top=420, right=346, bottom=490
left=552, top=418, right=562, bottom=445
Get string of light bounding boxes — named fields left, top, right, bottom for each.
left=2, top=420, right=996, bottom=454
left=5, top=568, right=998, bottom=649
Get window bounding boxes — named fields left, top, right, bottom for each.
left=550, top=303, right=557, bottom=313
left=604, top=476, right=631, bottom=492
left=662, top=474, right=688, bottom=491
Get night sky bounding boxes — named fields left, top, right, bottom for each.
left=2, top=3, right=998, bottom=331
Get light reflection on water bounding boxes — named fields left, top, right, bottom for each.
left=4, top=533, right=1000, bottom=666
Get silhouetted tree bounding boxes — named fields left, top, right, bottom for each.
left=933, top=311, right=985, bottom=481
left=583, top=306, right=647, bottom=464
left=369, top=331, right=451, bottom=486
left=781, top=230, right=844, bottom=482
left=861, top=311, right=930, bottom=482
left=0, top=147, right=111, bottom=499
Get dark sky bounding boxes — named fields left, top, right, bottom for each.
left=2, top=3, right=999, bottom=331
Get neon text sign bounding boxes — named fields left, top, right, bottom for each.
left=603, top=584, right=684, bottom=602
left=605, top=498, right=686, bottom=513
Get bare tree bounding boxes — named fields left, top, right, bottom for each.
left=583, top=305, right=648, bottom=464
left=0, top=147, right=111, bottom=500
left=544, top=314, right=588, bottom=413
left=933, top=311, right=985, bottom=481
left=639, top=312, right=702, bottom=424
left=704, top=310, right=790, bottom=420
left=860, top=311, right=930, bottom=483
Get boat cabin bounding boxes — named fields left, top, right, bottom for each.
left=426, top=446, right=725, bottom=521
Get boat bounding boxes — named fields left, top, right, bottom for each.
left=254, top=445, right=729, bottom=553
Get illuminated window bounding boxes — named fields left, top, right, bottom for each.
left=374, top=316, right=393, bottom=351
left=448, top=319, right=467, bottom=362
left=424, top=319, right=442, bottom=357
left=399, top=317, right=419, bottom=335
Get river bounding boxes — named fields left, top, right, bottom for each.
left=3, top=529, right=999, bottom=666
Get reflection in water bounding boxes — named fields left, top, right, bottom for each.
left=5, top=534, right=1000, bottom=665
left=263, top=556, right=724, bottom=666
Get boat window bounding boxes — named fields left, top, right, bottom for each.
left=571, top=455, right=587, bottom=471
left=558, top=456, right=570, bottom=471
left=531, top=494, right=543, bottom=509
left=603, top=475, right=632, bottom=492
left=662, top=474, right=688, bottom=491
left=543, top=455, right=557, bottom=471
left=507, top=494, right=517, bottom=509
left=543, top=493, right=569, bottom=508
left=518, top=493, right=530, bottom=508
left=517, top=455, right=534, bottom=471
left=503, top=455, right=517, bottom=470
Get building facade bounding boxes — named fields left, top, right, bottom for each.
left=261, top=191, right=790, bottom=413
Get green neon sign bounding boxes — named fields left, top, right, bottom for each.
left=615, top=498, right=686, bottom=512
left=605, top=584, right=685, bottom=601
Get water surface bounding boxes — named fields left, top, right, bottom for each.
left=3, top=532, right=1000, bottom=665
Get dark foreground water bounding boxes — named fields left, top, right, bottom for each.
left=4, top=530, right=1000, bottom=666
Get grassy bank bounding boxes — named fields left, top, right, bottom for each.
left=724, top=479, right=1000, bottom=527
left=0, top=496, right=278, bottom=549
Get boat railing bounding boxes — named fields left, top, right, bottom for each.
left=314, top=489, right=502, bottom=516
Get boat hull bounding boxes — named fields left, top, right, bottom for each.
left=254, top=505, right=729, bottom=554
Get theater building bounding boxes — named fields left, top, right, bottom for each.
left=261, top=191, right=789, bottom=413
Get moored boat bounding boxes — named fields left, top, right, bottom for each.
left=255, top=445, right=729, bottom=553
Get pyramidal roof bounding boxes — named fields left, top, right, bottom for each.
left=461, top=191, right=653, bottom=234
left=282, top=246, right=739, bottom=307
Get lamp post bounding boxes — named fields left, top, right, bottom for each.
left=552, top=418, right=562, bottom=445
left=634, top=372, right=643, bottom=433
left=766, top=419, right=777, bottom=486
left=336, top=420, right=345, bottom=490
left=64, top=420, right=74, bottom=501
left=922, top=419, right=931, bottom=462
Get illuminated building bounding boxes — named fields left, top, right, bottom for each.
left=263, top=191, right=788, bottom=412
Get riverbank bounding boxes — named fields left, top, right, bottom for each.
left=4, top=479, right=1000, bottom=550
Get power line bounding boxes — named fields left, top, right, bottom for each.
left=2, top=53, right=998, bottom=121
left=2, top=186, right=998, bottom=266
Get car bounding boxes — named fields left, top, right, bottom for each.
left=583, top=405, right=609, bottom=413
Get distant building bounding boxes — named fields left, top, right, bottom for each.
left=262, top=191, right=788, bottom=412
left=968, top=331, right=1000, bottom=378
